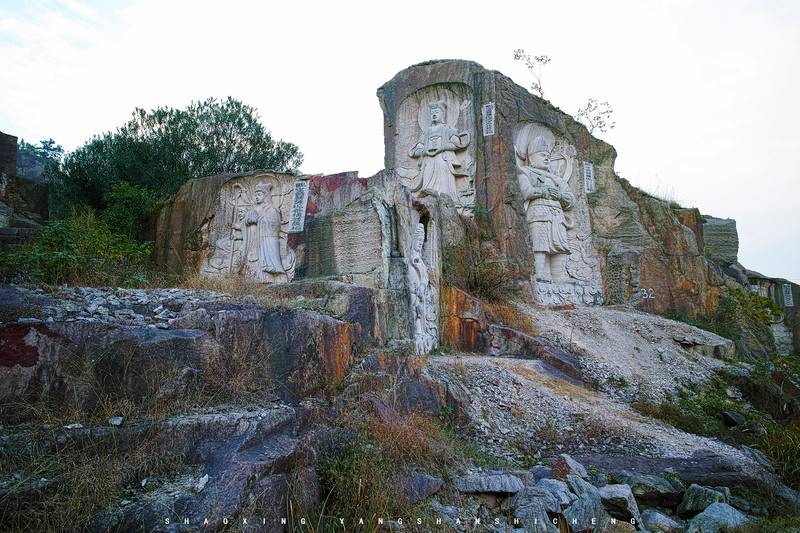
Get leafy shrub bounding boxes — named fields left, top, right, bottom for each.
left=0, top=208, right=153, bottom=286
left=101, top=180, right=161, bottom=236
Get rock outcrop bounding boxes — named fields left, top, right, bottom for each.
left=0, top=132, right=48, bottom=246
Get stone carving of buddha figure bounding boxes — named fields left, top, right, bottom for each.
left=408, top=101, right=471, bottom=201
left=516, top=125, right=575, bottom=284
left=239, top=182, right=287, bottom=283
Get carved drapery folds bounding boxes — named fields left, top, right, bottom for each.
left=202, top=173, right=296, bottom=284
left=396, top=84, right=475, bottom=214
left=515, top=123, right=603, bottom=306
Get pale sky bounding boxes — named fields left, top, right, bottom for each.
left=1, top=0, right=798, bottom=283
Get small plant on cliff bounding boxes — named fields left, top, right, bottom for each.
left=513, top=50, right=616, bottom=136
left=513, top=49, right=551, bottom=98
left=576, top=98, right=616, bottom=134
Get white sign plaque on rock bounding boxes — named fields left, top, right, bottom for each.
left=287, top=179, right=310, bottom=233
left=582, top=161, right=596, bottom=193
left=783, top=284, right=795, bottom=307
left=482, top=103, right=495, bottom=136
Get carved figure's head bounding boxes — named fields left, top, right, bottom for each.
left=515, top=124, right=556, bottom=171
left=428, top=101, right=446, bottom=124
left=412, top=223, right=426, bottom=253
left=254, top=182, right=273, bottom=204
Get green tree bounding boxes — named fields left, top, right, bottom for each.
left=17, top=138, right=64, bottom=178
left=46, top=97, right=303, bottom=216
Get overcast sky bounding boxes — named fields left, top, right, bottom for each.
left=1, top=0, right=798, bottom=283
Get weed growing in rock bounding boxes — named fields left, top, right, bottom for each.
left=313, top=426, right=397, bottom=531
left=443, top=212, right=521, bottom=302
left=759, top=423, right=800, bottom=491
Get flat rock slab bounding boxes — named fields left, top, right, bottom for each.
left=573, top=451, right=751, bottom=488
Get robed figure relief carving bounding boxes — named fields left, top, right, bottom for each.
left=203, top=180, right=295, bottom=284
left=515, top=124, right=576, bottom=284
left=407, top=100, right=472, bottom=201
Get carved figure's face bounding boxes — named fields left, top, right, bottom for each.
left=412, top=225, right=425, bottom=253
left=429, top=106, right=443, bottom=124
left=254, top=190, right=266, bottom=204
left=530, top=150, right=550, bottom=170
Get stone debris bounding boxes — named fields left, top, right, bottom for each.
left=194, top=474, right=209, bottom=493
left=440, top=453, right=769, bottom=533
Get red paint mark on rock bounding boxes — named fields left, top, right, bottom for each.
left=305, top=199, right=321, bottom=216
left=0, top=324, right=45, bottom=367
left=314, top=171, right=362, bottom=193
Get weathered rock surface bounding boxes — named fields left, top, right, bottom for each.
left=640, top=509, right=685, bottom=533
left=615, top=470, right=683, bottom=509
left=702, top=216, right=738, bottom=266
left=551, top=453, right=590, bottom=482
left=440, top=286, right=488, bottom=353
left=599, top=484, right=641, bottom=522
left=396, top=473, right=443, bottom=504
left=535, top=478, right=577, bottom=510
left=676, top=484, right=728, bottom=517
left=0, top=282, right=402, bottom=406
left=685, top=502, right=749, bottom=533
left=455, top=473, right=524, bottom=494
left=378, top=60, right=725, bottom=317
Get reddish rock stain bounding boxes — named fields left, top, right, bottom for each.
left=0, top=323, right=45, bottom=367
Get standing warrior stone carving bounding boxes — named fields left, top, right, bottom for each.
left=515, top=124, right=575, bottom=283
left=238, top=182, right=288, bottom=284
left=408, top=101, right=471, bottom=200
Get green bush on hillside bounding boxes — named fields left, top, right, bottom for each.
left=0, top=208, right=153, bottom=287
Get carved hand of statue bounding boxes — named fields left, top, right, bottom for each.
left=525, top=186, right=546, bottom=200
left=548, top=187, right=561, bottom=200
left=425, top=146, right=443, bottom=156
